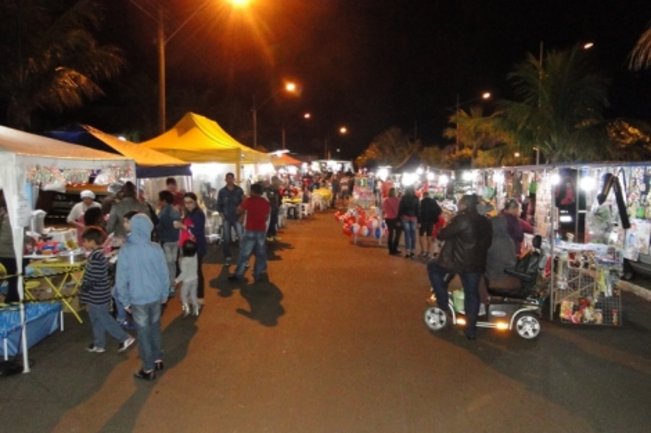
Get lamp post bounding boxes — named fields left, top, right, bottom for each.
left=129, top=0, right=247, bottom=133
left=252, top=81, right=298, bottom=149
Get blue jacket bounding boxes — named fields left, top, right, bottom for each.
left=157, top=203, right=180, bottom=243
left=217, top=185, right=244, bottom=223
left=115, top=214, right=169, bottom=307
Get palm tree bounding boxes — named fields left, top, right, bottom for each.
left=629, top=22, right=651, bottom=71
left=443, top=106, right=512, bottom=167
left=500, top=45, right=610, bottom=163
left=355, top=127, right=421, bottom=169
left=0, top=0, right=125, bottom=130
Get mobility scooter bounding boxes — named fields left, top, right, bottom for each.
left=423, top=235, right=547, bottom=340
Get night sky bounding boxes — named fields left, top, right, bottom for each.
left=99, top=1, right=651, bottom=158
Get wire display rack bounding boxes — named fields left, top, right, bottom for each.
left=553, top=251, right=622, bottom=326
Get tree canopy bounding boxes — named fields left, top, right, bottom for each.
left=0, top=0, right=125, bottom=130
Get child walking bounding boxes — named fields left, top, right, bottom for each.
left=176, top=240, right=199, bottom=317
left=80, top=227, right=136, bottom=353
left=115, top=214, right=170, bottom=380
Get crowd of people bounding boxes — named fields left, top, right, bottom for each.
left=377, top=181, right=536, bottom=340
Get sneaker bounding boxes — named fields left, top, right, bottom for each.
left=192, top=304, right=200, bottom=317
left=426, top=293, right=437, bottom=305
left=224, top=257, right=232, bottom=265
left=228, top=274, right=243, bottom=282
left=181, top=303, right=190, bottom=317
left=86, top=344, right=106, bottom=353
left=134, top=369, right=156, bottom=380
left=266, top=236, right=274, bottom=242
left=478, top=304, right=487, bottom=316
left=154, top=360, right=164, bottom=371
left=118, top=336, right=136, bottom=352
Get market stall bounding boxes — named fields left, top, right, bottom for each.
left=46, top=124, right=191, bottom=178
left=0, top=125, right=134, bottom=372
left=458, top=163, right=638, bottom=325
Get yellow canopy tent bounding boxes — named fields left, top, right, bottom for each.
left=46, top=125, right=191, bottom=178
left=81, top=125, right=191, bottom=178
left=141, top=112, right=271, bottom=165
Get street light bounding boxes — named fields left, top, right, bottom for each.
left=252, top=81, right=299, bottom=149
left=129, top=0, right=247, bottom=133
left=325, top=125, right=348, bottom=159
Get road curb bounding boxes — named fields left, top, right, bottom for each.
left=617, top=280, right=651, bottom=301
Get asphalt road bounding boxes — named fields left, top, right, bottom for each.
left=1, top=210, right=650, bottom=433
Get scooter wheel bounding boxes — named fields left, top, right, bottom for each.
left=424, top=307, right=448, bottom=331
left=514, top=313, right=541, bottom=339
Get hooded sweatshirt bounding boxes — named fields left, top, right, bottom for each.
left=115, top=213, right=169, bottom=307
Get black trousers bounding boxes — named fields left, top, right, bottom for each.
left=385, top=218, right=402, bottom=253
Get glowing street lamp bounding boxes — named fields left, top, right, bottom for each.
left=130, top=0, right=249, bottom=133
left=230, top=0, right=251, bottom=7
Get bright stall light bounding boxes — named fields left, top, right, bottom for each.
left=579, top=176, right=597, bottom=192
left=416, top=167, right=424, bottom=175
left=426, top=172, right=435, bottom=181
left=551, top=173, right=561, bottom=185
left=259, top=163, right=275, bottom=176
left=493, top=171, right=505, bottom=184
left=462, top=170, right=476, bottom=182
left=287, top=165, right=298, bottom=175
left=438, top=175, right=449, bottom=186
left=402, top=172, right=418, bottom=186
left=377, top=167, right=390, bottom=181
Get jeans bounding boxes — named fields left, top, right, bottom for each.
left=385, top=218, right=402, bottom=253
left=234, top=230, right=267, bottom=278
left=162, top=242, right=178, bottom=290
left=426, top=262, right=482, bottom=336
left=131, top=301, right=163, bottom=371
left=222, top=219, right=243, bottom=259
left=460, top=272, right=482, bottom=336
left=112, top=286, right=128, bottom=324
left=401, top=218, right=417, bottom=252
left=87, top=302, right=129, bottom=349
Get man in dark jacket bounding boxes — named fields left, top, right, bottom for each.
left=427, top=194, right=492, bottom=339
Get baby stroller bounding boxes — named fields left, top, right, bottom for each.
left=424, top=235, right=546, bottom=340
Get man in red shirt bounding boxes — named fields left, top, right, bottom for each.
left=228, top=182, right=271, bottom=282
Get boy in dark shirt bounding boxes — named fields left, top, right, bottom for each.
left=81, top=227, right=135, bottom=353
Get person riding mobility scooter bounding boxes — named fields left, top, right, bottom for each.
left=424, top=235, right=546, bottom=339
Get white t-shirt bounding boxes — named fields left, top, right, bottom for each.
left=66, top=201, right=101, bottom=224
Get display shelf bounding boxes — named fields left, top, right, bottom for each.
left=553, top=249, right=622, bottom=326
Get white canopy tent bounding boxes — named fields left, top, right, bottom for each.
left=0, top=126, right=134, bottom=372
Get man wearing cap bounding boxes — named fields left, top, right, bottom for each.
left=67, top=190, right=101, bottom=245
